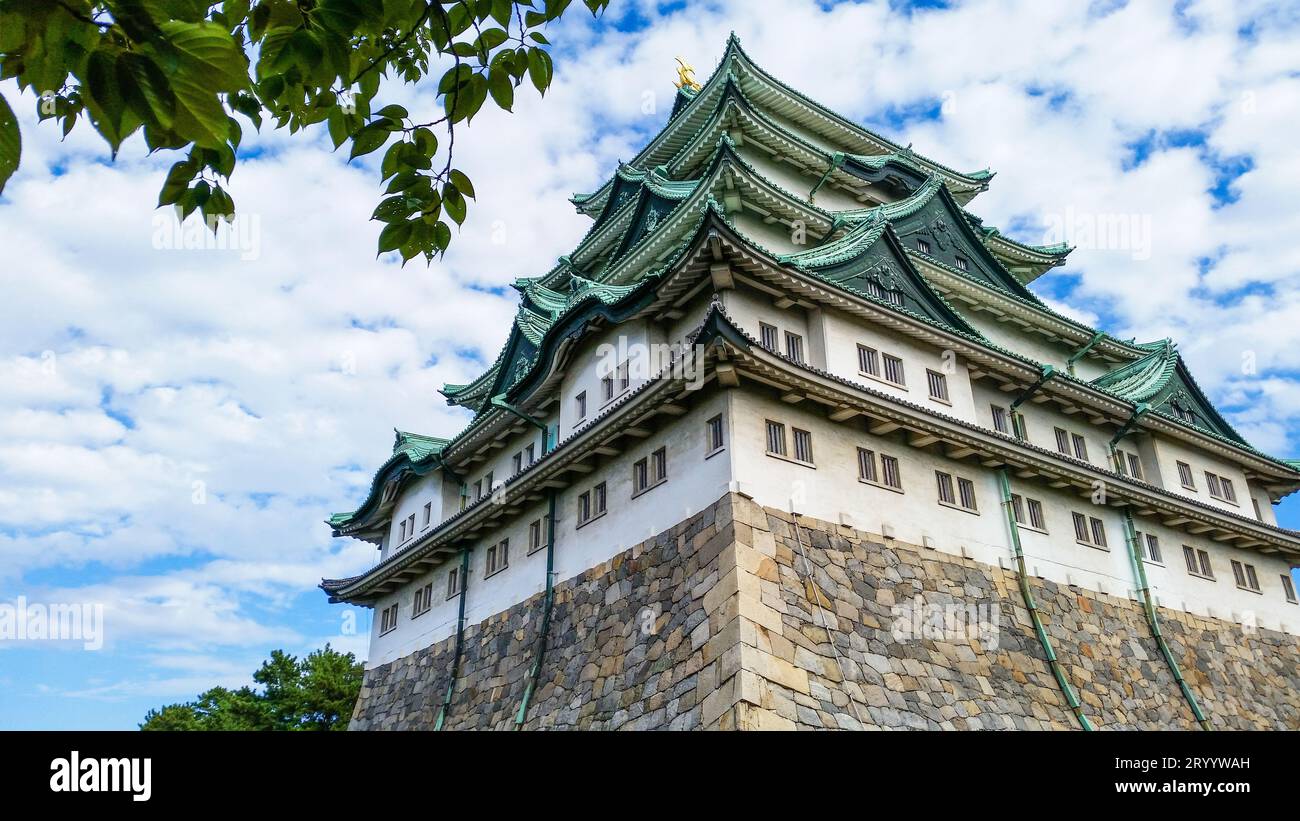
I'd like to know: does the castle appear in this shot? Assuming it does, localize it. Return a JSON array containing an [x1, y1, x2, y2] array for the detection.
[[321, 37, 1300, 730]]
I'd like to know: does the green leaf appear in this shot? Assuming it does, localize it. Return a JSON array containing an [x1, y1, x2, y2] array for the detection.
[[487, 66, 513, 112], [449, 169, 475, 199], [527, 48, 553, 95], [372, 195, 412, 223], [117, 52, 176, 132], [443, 184, 466, 224], [377, 220, 413, 253], [0, 92, 20, 195], [152, 21, 249, 148], [84, 47, 142, 157], [348, 123, 389, 160], [374, 104, 408, 120], [327, 107, 349, 149]]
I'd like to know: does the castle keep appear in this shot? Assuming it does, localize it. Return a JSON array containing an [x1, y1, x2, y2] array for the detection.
[[322, 38, 1300, 730]]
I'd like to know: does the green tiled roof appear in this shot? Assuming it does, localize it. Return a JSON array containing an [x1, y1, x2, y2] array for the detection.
[[1090, 340, 1177, 401]]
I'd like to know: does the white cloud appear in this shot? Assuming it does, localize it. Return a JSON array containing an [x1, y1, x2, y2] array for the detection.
[[2, 0, 1298, 723]]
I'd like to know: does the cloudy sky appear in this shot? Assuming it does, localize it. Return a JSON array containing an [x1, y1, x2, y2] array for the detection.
[[2, 0, 1299, 729]]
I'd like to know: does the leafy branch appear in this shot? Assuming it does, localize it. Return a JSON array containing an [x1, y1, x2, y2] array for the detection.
[[0, 0, 609, 263]]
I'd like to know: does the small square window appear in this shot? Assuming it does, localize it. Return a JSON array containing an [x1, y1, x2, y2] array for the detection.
[[706, 414, 725, 454], [785, 332, 804, 363], [1176, 461, 1195, 489], [926, 369, 949, 402], [792, 428, 814, 464], [858, 344, 880, 377], [575, 391, 587, 420], [765, 420, 786, 457], [759, 322, 779, 350], [882, 354, 905, 386], [954, 256, 968, 271], [917, 239, 931, 254], [1281, 574, 1297, 604], [379, 603, 399, 635]]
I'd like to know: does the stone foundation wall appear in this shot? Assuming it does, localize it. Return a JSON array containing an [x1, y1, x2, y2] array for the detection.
[[350, 492, 1300, 730]]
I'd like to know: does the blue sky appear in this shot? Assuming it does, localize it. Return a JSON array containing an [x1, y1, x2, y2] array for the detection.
[[2, 0, 1300, 729]]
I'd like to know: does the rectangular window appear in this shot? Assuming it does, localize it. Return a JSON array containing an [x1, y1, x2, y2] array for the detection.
[[423, 502, 432, 527], [399, 519, 407, 542], [1183, 546, 1214, 580], [1072, 512, 1089, 543], [406, 514, 415, 538], [1126, 452, 1142, 480], [785, 331, 804, 363], [446, 566, 463, 598], [857, 447, 878, 483], [1073, 512, 1107, 548], [1231, 560, 1259, 592], [707, 414, 725, 454], [513, 452, 523, 474], [792, 428, 813, 463], [1054, 427, 1070, 454], [1177, 461, 1195, 489], [759, 322, 779, 350], [601, 372, 614, 402], [1143, 533, 1163, 564], [1090, 517, 1107, 548], [991, 405, 1009, 434], [1027, 499, 1045, 531], [954, 256, 968, 271], [528, 518, 544, 554], [1011, 493, 1025, 524], [1205, 471, 1222, 499], [957, 478, 977, 511], [935, 471, 955, 505], [1220, 477, 1237, 503], [379, 603, 399, 635], [618, 360, 630, 393], [765, 420, 786, 457], [633, 457, 648, 494], [880, 455, 902, 489], [484, 471, 493, 495], [917, 239, 931, 254], [413, 582, 433, 617], [486, 539, 509, 576], [651, 447, 667, 482], [525, 443, 535, 465], [857, 344, 880, 377], [1252, 498, 1263, 521], [594, 482, 606, 516], [575, 391, 587, 420], [926, 369, 949, 402], [1282, 574, 1297, 604], [882, 353, 905, 386], [1073, 434, 1090, 460]]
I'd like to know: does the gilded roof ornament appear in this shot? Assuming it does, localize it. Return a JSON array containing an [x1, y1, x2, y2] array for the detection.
[[674, 57, 701, 92]]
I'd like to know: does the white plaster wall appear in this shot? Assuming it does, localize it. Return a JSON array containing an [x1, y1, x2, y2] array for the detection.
[[728, 390, 1300, 635], [364, 391, 735, 668], [736, 144, 864, 213], [382, 472, 443, 561], [822, 307, 979, 425], [1150, 434, 1255, 517]]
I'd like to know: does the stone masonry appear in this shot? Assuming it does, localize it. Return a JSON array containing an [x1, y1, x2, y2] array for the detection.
[[350, 492, 1300, 730]]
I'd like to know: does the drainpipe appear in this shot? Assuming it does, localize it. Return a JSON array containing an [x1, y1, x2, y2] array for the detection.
[[488, 394, 559, 730], [433, 545, 470, 730], [996, 468, 1095, 730], [1008, 364, 1056, 441], [1065, 331, 1104, 377], [515, 489, 557, 729], [1108, 406, 1211, 729], [1120, 509, 1212, 729], [808, 152, 845, 204]]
